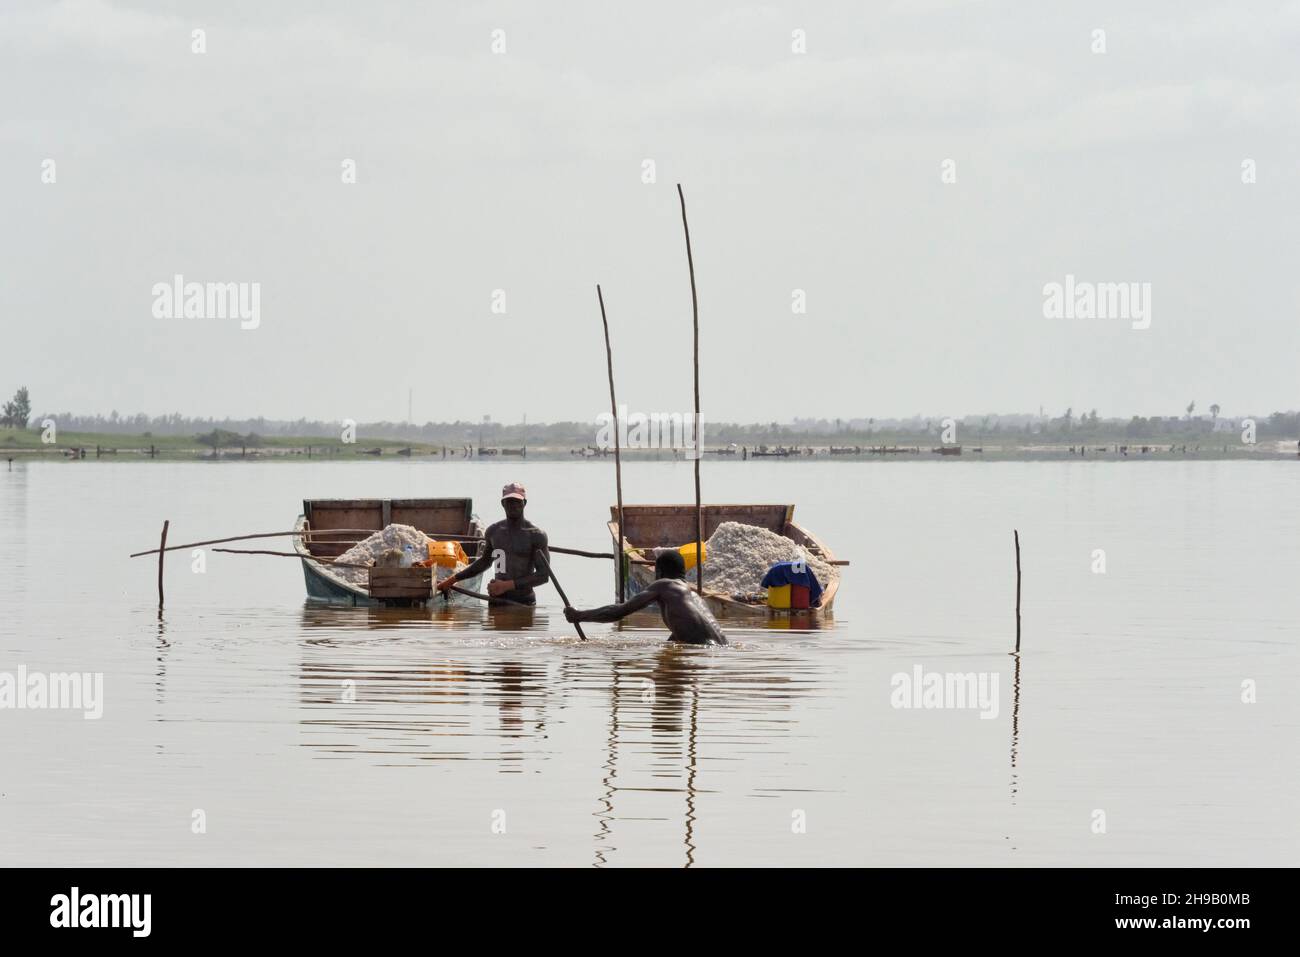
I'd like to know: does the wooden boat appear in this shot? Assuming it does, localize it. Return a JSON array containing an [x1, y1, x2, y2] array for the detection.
[[293, 497, 486, 607], [608, 504, 840, 620]]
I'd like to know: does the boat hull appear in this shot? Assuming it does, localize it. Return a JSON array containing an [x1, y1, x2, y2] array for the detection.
[[298, 548, 486, 608], [293, 499, 487, 608]]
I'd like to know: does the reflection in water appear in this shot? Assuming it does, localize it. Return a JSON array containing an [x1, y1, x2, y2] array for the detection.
[[593, 668, 620, 867], [490, 658, 548, 768], [295, 618, 825, 865], [1009, 651, 1023, 798], [155, 613, 169, 708], [297, 601, 552, 636], [1007, 650, 1024, 854], [485, 604, 540, 633], [719, 612, 829, 632], [592, 648, 708, 868]]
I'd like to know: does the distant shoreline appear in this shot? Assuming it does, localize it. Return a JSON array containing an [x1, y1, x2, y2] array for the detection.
[[4, 435, 1297, 463]]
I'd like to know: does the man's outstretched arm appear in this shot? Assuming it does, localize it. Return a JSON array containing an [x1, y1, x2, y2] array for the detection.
[[565, 585, 659, 623], [436, 532, 496, 591]]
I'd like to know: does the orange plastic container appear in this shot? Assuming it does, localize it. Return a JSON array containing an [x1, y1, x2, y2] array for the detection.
[[426, 540, 469, 568]]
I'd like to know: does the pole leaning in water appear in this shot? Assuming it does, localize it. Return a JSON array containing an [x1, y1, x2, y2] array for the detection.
[[677, 183, 704, 596], [597, 284, 626, 602], [534, 550, 586, 641]]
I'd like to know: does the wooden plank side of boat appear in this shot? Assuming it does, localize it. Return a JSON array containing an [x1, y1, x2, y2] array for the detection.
[[608, 503, 839, 621], [294, 497, 486, 608]]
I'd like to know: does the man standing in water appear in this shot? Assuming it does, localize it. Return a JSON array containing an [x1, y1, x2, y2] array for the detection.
[[436, 482, 551, 606], [564, 550, 727, 645]]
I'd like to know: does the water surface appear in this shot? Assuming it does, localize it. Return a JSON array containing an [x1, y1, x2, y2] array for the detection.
[[1, 459, 1295, 866]]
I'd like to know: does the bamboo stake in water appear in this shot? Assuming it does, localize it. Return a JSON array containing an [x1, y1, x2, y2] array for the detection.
[[597, 283, 626, 601], [157, 520, 169, 611], [1014, 529, 1022, 652], [677, 183, 704, 596]]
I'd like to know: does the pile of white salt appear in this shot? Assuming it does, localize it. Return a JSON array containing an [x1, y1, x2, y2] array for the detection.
[[681, 521, 838, 599], [329, 524, 431, 586]]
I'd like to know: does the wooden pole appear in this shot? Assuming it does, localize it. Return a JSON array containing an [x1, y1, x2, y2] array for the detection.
[[131, 529, 613, 560], [534, 551, 586, 641], [1014, 529, 1022, 652], [677, 183, 703, 596], [157, 520, 169, 611], [129, 529, 375, 558], [446, 583, 534, 609], [211, 548, 371, 568], [597, 284, 626, 601]]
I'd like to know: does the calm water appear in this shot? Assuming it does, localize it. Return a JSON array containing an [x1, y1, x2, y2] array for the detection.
[[1, 459, 1296, 866]]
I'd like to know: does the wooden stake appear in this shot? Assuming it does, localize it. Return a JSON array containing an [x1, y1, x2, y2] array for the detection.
[[597, 284, 626, 601], [157, 520, 169, 611], [677, 183, 704, 596], [1014, 529, 1022, 652]]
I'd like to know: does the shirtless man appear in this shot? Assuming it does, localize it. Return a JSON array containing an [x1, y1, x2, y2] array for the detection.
[[436, 482, 550, 606], [563, 550, 727, 645]]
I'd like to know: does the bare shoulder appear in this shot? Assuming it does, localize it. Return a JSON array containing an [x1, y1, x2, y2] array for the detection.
[[652, 578, 690, 598]]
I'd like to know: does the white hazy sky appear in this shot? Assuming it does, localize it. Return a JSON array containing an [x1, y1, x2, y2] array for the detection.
[[2, 0, 1298, 425]]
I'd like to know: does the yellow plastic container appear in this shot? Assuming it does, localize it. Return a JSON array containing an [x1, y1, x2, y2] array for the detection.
[[427, 540, 469, 568], [678, 542, 707, 572], [766, 584, 792, 609]]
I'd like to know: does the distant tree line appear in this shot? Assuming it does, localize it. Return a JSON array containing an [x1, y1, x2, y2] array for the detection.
[[19, 403, 1300, 445], [1, 387, 31, 429]]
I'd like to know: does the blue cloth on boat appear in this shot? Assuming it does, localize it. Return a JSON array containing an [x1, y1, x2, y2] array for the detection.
[[760, 561, 824, 606]]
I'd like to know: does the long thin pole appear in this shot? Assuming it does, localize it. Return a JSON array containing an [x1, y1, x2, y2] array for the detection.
[[1014, 529, 1022, 652], [534, 551, 586, 641], [130, 529, 613, 560], [157, 520, 169, 611], [597, 284, 626, 601], [677, 183, 703, 596], [212, 548, 370, 567], [130, 529, 373, 558], [447, 582, 535, 609]]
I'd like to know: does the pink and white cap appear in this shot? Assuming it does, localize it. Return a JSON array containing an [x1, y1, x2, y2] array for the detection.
[[501, 482, 527, 501]]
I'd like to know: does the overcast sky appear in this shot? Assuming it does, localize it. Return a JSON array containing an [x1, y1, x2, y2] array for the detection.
[[2, 0, 1297, 425]]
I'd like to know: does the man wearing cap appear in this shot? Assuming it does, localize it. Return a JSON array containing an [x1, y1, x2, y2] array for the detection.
[[436, 482, 551, 606]]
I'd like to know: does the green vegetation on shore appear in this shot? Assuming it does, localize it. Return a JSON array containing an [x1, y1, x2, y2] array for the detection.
[[2, 386, 1297, 457]]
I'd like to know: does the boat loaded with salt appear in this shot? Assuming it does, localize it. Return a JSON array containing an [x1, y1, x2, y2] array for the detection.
[[608, 503, 841, 620], [293, 497, 487, 607]]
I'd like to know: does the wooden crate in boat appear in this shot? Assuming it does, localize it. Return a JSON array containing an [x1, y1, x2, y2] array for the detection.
[[368, 566, 433, 600]]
